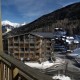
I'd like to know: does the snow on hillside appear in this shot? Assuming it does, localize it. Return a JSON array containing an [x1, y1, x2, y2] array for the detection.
[[2, 20, 26, 28], [2, 20, 26, 34]]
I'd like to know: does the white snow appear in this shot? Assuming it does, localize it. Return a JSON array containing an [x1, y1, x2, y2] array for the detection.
[[66, 36, 80, 44], [55, 28, 59, 30], [62, 38, 66, 40], [2, 20, 26, 28], [66, 36, 74, 44], [6, 28, 11, 32], [74, 40, 79, 43], [52, 74, 71, 80], [21, 22, 26, 26], [25, 61, 53, 69], [66, 39, 72, 44], [25, 58, 64, 69], [66, 37, 74, 39]]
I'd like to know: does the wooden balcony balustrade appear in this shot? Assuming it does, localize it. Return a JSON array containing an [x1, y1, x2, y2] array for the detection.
[[0, 53, 53, 80]]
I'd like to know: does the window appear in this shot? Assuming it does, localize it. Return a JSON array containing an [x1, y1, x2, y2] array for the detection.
[[14, 43, 19, 46], [20, 53, 24, 57], [20, 35, 24, 41], [29, 39, 34, 43], [15, 53, 19, 56], [14, 36, 18, 41], [47, 48, 50, 50], [30, 48, 34, 51], [20, 48, 24, 51], [25, 48, 29, 51], [36, 53, 39, 56], [30, 43, 34, 46]]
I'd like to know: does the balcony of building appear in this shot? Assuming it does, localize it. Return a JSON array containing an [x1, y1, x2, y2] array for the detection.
[[20, 44, 24, 48], [8, 37, 13, 43], [14, 43, 19, 47], [8, 46, 14, 48], [8, 43, 13, 46], [19, 35, 24, 43], [14, 48, 19, 53], [14, 36, 19, 43], [24, 39, 29, 43]]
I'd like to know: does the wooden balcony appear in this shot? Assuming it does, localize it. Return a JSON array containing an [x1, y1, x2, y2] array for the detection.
[[0, 53, 53, 80]]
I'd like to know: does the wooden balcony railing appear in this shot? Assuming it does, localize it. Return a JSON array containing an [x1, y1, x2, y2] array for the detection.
[[0, 53, 53, 80]]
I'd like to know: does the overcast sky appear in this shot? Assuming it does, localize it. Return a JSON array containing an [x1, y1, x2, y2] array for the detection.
[[2, 0, 80, 23]]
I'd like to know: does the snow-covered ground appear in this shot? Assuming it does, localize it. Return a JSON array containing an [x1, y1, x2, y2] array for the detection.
[[52, 74, 71, 80], [25, 58, 65, 69]]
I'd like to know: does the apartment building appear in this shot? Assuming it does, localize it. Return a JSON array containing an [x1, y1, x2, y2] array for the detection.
[[7, 32, 54, 61]]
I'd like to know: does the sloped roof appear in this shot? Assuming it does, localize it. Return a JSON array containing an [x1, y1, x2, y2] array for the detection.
[[30, 32, 54, 39]]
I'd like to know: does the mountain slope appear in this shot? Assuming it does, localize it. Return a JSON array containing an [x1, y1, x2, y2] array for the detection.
[[2, 20, 26, 34], [5, 2, 80, 36], [2, 20, 21, 28]]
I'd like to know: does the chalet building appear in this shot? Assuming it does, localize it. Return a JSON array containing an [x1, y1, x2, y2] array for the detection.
[[66, 36, 80, 50], [53, 28, 80, 51], [3, 32, 54, 61]]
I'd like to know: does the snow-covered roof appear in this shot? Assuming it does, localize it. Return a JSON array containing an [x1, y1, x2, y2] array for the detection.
[[55, 28, 59, 30], [66, 36, 74, 39], [66, 39, 73, 44], [65, 36, 80, 44], [74, 40, 79, 43], [62, 38, 66, 41], [30, 32, 54, 39], [54, 31, 66, 36]]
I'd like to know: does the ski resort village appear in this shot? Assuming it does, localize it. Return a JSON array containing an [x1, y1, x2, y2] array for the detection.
[[1, 1, 80, 80]]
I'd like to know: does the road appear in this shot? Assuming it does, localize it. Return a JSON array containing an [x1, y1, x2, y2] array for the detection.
[[54, 52, 80, 73]]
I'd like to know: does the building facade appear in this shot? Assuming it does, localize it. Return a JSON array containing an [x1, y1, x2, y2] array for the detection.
[[6, 32, 54, 61]]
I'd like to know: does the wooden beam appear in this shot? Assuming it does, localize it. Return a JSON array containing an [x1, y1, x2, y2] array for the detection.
[[5, 66, 8, 80], [13, 68, 19, 79], [0, 0, 3, 79], [9, 68, 13, 80], [19, 70, 33, 80], [0, 0, 3, 52], [0, 62, 4, 80]]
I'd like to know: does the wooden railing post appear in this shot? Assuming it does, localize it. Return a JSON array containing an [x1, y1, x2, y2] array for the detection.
[[9, 67, 13, 80], [0, 0, 3, 79], [0, 62, 4, 80], [0, 0, 3, 52], [5, 66, 8, 80]]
